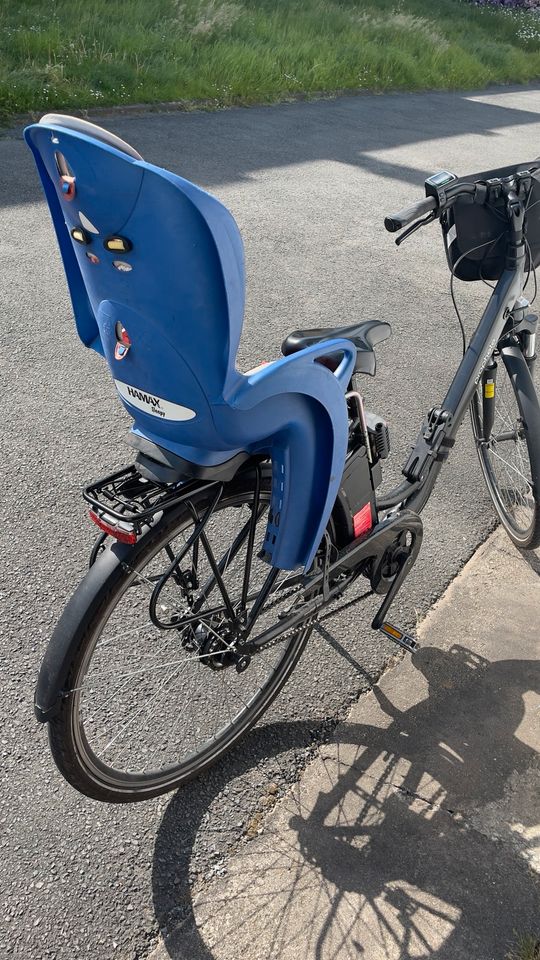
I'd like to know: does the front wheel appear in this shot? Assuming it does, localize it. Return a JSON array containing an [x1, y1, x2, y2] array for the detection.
[[471, 341, 540, 549], [46, 471, 316, 802]]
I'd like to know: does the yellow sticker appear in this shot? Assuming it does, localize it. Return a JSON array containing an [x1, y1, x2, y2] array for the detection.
[[484, 382, 495, 399]]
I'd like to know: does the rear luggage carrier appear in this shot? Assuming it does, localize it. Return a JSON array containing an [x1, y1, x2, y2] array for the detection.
[[83, 465, 221, 540]]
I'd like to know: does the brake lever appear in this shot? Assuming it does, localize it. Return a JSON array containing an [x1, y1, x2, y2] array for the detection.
[[395, 211, 438, 246]]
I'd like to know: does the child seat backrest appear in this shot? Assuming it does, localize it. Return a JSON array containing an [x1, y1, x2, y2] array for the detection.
[[26, 116, 360, 572], [24, 116, 246, 447]]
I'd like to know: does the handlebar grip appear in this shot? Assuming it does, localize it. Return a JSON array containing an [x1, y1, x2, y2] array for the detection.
[[384, 196, 437, 233]]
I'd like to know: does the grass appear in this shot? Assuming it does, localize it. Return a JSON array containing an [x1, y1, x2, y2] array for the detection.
[[506, 934, 540, 960], [1, 0, 540, 122]]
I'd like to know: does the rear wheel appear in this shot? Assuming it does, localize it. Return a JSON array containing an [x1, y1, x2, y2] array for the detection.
[[47, 471, 317, 802], [471, 342, 540, 549]]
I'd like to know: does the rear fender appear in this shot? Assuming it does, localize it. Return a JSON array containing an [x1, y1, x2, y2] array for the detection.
[[35, 543, 128, 722]]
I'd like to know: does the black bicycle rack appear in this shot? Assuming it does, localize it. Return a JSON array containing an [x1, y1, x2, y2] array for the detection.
[[83, 465, 219, 537]]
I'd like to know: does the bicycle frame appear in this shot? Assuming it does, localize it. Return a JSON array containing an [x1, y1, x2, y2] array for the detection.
[[382, 227, 528, 517]]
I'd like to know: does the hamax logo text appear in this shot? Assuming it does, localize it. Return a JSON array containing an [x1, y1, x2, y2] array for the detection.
[[114, 379, 196, 421], [127, 386, 165, 416]]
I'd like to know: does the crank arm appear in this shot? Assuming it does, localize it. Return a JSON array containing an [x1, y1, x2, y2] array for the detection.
[[371, 535, 421, 631]]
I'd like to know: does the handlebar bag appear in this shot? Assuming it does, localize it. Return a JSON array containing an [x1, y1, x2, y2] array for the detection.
[[441, 161, 540, 282]]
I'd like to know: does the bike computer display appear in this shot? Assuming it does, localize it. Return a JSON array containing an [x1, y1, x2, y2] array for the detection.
[[426, 171, 457, 189], [425, 170, 458, 200]]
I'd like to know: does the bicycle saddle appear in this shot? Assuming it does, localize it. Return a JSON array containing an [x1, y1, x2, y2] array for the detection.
[[25, 115, 357, 571], [282, 319, 392, 376]]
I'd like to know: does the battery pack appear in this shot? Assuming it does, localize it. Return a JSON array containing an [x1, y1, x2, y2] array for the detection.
[[333, 444, 377, 545]]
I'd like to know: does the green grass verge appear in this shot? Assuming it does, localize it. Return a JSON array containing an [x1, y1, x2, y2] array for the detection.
[[506, 934, 540, 960], [1, 0, 540, 122]]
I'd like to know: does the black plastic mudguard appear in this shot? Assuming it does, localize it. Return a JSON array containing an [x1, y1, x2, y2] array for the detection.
[[34, 542, 129, 722]]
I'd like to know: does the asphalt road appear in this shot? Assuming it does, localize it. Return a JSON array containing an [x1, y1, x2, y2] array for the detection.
[[1, 86, 540, 960]]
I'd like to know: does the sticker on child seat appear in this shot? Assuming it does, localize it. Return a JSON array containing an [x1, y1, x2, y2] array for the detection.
[[114, 380, 196, 421], [447, 224, 457, 246]]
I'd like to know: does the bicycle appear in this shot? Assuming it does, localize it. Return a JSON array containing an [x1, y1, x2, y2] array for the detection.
[[26, 115, 540, 802]]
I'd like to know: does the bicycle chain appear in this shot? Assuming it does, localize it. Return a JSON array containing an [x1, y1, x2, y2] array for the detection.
[[241, 579, 323, 651], [249, 613, 318, 651]]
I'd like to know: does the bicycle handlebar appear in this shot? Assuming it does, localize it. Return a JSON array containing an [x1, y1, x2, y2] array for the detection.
[[384, 196, 437, 233], [384, 170, 538, 238], [384, 167, 539, 245]]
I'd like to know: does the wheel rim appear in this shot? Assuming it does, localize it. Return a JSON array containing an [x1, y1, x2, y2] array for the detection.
[[472, 353, 538, 540], [67, 487, 309, 792]]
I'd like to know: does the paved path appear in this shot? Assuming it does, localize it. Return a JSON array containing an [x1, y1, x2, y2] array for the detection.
[[151, 529, 540, 960], [1, 86, 539, 959]]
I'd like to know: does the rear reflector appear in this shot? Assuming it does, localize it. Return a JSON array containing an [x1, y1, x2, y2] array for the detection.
[[89, 510, 137, 544], [353, 502, 373, 539]]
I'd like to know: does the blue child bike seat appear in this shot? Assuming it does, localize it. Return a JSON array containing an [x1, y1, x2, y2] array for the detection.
[[25, 115, 356, 570]]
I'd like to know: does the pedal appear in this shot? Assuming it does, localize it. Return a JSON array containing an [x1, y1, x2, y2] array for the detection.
[[379, 621, 419, 653]]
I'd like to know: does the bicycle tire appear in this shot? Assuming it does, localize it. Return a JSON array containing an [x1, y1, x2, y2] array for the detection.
[[46, 472, 315, 803], [470, 342, 540, 550]]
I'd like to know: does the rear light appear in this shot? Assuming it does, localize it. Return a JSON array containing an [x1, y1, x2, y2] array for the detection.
[[89, 510, 138, 544]]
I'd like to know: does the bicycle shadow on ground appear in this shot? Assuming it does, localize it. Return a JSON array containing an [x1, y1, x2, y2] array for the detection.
[[152, 644, 540, 960]]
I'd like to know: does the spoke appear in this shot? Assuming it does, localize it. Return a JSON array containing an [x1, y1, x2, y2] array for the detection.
[[478, 361, 537, 532], [74, 657, 191, 691], [126, 568, 190, 616], [100, 660, 186, 754], [73, 489, 305, 777], [70, 611, 245, 694], [71, 647, 224, 693], [489, 445, 532, 487]]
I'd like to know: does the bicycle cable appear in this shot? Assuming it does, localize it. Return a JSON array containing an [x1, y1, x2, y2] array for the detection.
[[449, 231, 506, 357], [523, 191, 538, 305], [452, 181, 540, 345], [523, 237, 537, 303]]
